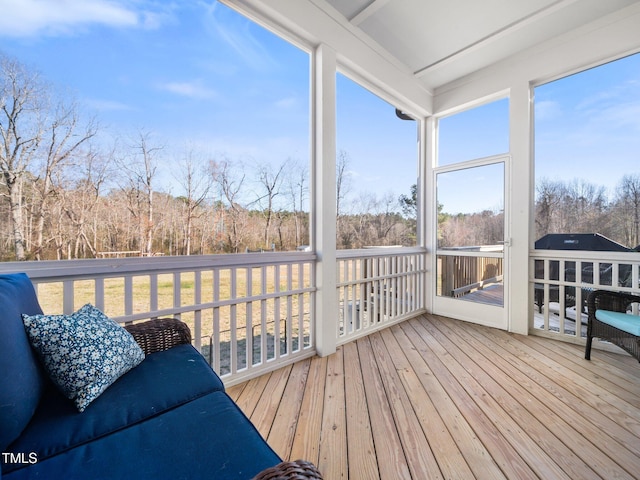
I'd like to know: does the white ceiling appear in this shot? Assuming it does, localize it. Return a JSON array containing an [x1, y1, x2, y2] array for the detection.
[[320, 0, 640, 91]]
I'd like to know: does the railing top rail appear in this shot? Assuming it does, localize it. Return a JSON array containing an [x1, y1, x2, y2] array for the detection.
[[0, 252, 316, 281], [336, 246, 426, 259], [530, 250, 640, 261]]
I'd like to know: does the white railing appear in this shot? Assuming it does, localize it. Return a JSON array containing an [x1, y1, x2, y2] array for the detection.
[[336, 247, 427, 345], [0, 253, 316, 386], [529, 250, 640, 343]]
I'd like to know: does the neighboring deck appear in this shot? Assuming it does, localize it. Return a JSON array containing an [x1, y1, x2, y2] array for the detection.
[[227, 313, 640, 480]]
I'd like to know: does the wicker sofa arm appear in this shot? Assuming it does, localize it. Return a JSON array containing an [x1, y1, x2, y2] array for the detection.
[[124, 318, 192, 355], [252, 460, 323, 480]]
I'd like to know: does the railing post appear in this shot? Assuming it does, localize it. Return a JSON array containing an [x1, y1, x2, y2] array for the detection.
[[313, 43, 337, 357]]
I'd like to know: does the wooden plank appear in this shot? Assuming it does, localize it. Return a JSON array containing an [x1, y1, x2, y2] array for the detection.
[[549, 337, 640, 385], [368, 331, 443, 479], [357, 336, 412, 480], [248, 364, 292, 436], [317, 347, 347, 479], [483, 322, 640, 424], [231, 313, 640, 480], [225, 382, 246, 402], [403, 319, 540, 480], [379, 327, 477, 479], [409, 317, 573, 480], [233, 370, 270, 417], [289, 355, 327, 466], [386, 325, 506, 480], [267, 359, 311, 458], [523, 333, 640, 399], [461, 320, 640, 460], [423, 317, 609, 480], [342, 340, 379, 480], [431, 316, 638, 479]]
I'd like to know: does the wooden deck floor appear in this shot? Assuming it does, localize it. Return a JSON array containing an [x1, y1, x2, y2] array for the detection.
[[226, 314, 640, 480]]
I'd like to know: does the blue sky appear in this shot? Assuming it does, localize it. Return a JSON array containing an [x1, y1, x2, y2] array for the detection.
[[0, 0, 417, 208], [1, 0, 637, 216], [437, 54, 640, 214], [534, 53, 640, 196]]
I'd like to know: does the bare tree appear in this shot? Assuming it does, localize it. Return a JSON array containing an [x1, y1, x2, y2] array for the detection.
[[284, 158, 308, 247], [215, 156, 247, 253], [0, 54, 46, 260], [32, 100, 97, 259], [174, 149, 212, 255], [59, 148, 109, 258], [535, 178, 564, 238], [336, 150, 351, 218], [255, 159, 287, 249], [614, 174, 640, 248], [336, 150, 352, 248], [119, 131, 162, 255]]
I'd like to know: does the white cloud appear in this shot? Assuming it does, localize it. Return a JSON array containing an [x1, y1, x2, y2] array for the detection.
[[157, 81, 218, 100], [0, 0, 140, 37], [274, 97, 297, 110], [204, 2, 275, 71], [534, 100, 561, 121], [84, 98, 133, 112]]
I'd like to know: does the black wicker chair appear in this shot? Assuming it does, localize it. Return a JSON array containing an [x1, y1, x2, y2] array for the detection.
[[585, 290, 640, 362]]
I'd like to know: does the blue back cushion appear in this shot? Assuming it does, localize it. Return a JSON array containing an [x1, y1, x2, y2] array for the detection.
[[0, 273, 46, 451]]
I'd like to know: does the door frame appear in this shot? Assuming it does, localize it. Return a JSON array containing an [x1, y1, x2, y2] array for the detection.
[[430, 154, 511, 330]]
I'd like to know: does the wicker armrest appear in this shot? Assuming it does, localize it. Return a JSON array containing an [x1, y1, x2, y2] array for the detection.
[[124, 318, 192, 355], [252, 460, 322, 480], [587, 290, 640, 317]]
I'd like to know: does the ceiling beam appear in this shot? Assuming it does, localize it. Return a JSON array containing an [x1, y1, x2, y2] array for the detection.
[[414, 0, 580, 78], [350, 0, 393, 25]]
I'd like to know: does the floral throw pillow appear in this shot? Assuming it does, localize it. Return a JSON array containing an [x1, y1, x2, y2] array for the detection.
[[22, 304, 145, 412]]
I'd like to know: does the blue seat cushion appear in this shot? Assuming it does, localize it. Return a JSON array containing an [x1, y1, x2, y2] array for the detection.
[[595, 309, 640, 336], [4, 344, 224, 472], [4, 391, 281, 480], [0, 273, 46, 451]]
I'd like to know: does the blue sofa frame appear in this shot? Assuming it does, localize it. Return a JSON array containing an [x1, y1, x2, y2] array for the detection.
[[0, 273, 321, 479]]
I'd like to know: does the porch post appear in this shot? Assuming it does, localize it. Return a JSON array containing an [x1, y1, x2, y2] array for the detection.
[[313, 43, 337, 357], [508, 81, 533, 335], [423, 116, 435, 312]]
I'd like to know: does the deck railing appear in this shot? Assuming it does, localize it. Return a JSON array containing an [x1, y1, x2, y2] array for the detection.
[[336, 247, 427, 344], [0, 253, 316, 386], [529, 250, 640, 343]]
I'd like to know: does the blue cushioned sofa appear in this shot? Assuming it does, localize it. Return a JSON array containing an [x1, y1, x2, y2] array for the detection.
[[0, 273, 321, 480]]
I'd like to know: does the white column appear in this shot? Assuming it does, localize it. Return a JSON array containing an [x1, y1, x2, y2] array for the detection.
[[423, 116, 436, 312], [313, 44, 337, 357], [508, 81, 533, 335]]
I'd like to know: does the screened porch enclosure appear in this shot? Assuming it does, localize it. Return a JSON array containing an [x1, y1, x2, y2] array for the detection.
[[3, 1, 640, 477]]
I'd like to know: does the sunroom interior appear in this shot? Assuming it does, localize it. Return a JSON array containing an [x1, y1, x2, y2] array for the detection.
[[221, 0, 640, 353], [3, 0, 640, 478], [214, 1, 640, 477]]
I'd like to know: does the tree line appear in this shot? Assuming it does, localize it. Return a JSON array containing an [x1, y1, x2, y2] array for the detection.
[[0, 53, 415, 261], [535, 176, 640, 249], [3, 52, 638, 260], [0, 143, 415, 260], [437, 175, 640, 250]]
